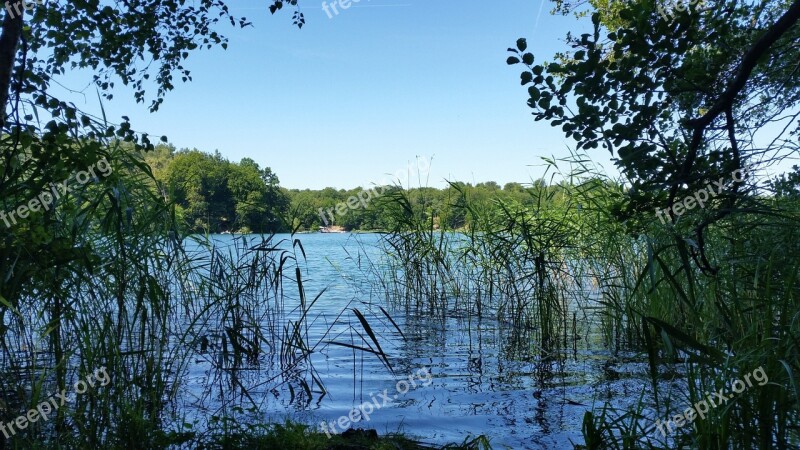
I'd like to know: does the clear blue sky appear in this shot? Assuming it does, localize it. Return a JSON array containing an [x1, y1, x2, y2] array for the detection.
[[57, 1, 618, 189]]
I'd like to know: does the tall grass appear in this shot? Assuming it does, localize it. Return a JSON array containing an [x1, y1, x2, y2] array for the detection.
[[375, 174, 601, 361], [0, 131, 329, 448], [375, 157, 800, 449]]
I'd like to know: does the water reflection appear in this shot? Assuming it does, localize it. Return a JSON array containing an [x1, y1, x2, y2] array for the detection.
[[188, 233, 646, 449]]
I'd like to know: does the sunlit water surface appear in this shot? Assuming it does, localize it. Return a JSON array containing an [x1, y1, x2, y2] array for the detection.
[[184, 233, 649, 450]]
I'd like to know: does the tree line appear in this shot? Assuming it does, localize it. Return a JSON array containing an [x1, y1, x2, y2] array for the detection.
[[144, 145, 567, 234]]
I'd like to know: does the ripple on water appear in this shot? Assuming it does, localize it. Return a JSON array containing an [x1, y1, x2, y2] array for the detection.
[[188, 234, 650, 449]]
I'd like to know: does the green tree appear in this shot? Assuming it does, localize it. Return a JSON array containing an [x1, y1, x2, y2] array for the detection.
[[161, 151, 288, 233], [230, 157, 288, 232], [509, 0, 800, 269]]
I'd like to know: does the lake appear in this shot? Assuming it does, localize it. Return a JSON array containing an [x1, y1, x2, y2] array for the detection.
[[183, 232, 646, 450]]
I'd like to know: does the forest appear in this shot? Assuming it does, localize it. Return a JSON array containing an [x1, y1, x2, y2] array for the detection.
[[144, 144, 560, 233]]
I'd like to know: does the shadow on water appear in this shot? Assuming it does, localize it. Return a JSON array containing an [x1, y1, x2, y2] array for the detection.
[[182, 232, 650, 449], [0, 231, 650, 449]]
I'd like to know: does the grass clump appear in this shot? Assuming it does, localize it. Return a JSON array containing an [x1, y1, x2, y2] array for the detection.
[[196, 421, 492, 450]]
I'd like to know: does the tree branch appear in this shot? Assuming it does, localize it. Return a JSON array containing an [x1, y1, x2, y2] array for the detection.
[[687, 0, 800, 131], [669, 0, 800, 205]]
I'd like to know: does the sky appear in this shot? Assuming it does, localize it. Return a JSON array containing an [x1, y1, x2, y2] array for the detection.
[[52, 0, 622, 190]]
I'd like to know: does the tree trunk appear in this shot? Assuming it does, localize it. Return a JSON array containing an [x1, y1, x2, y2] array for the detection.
[[0, 3, 23, 130]]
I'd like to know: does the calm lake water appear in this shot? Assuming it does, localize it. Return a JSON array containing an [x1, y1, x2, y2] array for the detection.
[[184, 233, 647, 450]]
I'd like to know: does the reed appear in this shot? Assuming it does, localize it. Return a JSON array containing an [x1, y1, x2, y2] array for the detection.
[[374, 156, 800, 449], [0, 133, 332, 448]]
